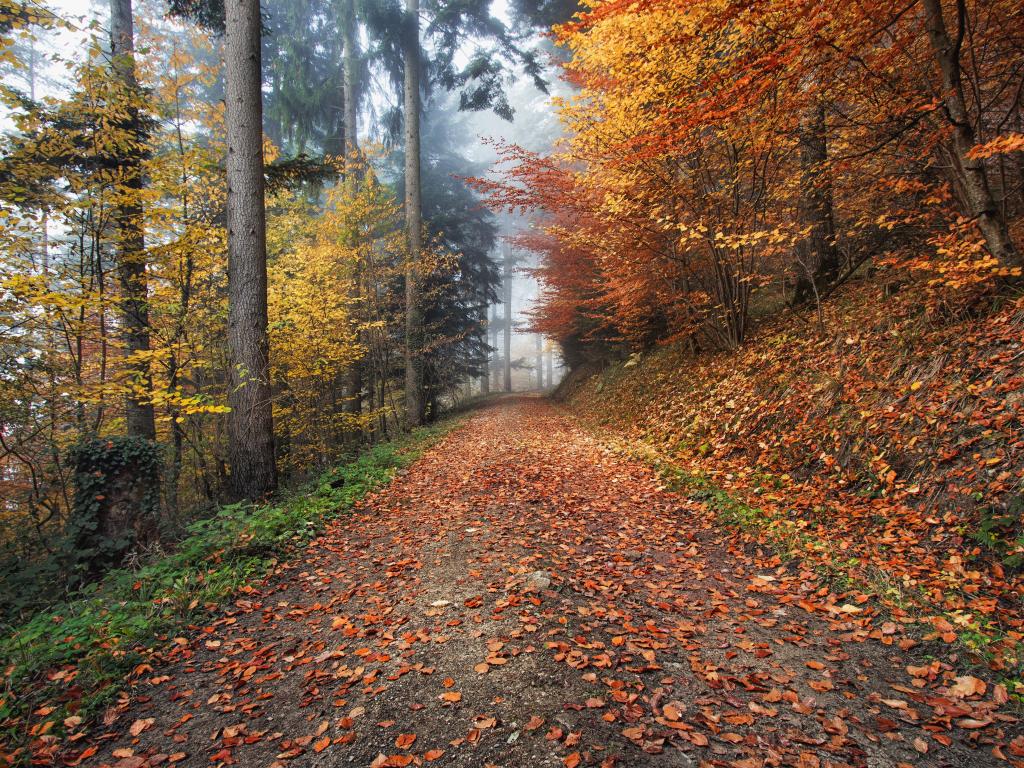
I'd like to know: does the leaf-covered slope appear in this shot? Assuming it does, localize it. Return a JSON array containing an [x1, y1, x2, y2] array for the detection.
[[563, 278, 1024, 670]]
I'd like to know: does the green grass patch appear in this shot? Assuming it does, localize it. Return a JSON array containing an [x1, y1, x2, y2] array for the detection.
[[0, 419, 457, 758], [656, 462, 787, 536]]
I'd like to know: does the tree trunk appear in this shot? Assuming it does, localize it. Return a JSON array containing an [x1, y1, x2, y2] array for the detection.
[[546, 348, 553, 388], [489, 302, 499, 390], [922, 0, 1020, 266], [341, 0, 363, 424], [110, 0, 156, 442], [225, 0, 277, 500], [792, 102, 840, 305], [341, 1, 359, 167], [535, 334, 543, 390], [479, 296, 490, 396], [403, 0, 424, 427], [502, 246, 513, 392]]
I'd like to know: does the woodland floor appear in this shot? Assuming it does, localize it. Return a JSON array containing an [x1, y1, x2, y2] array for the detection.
[[78, 397, 1020, 768]]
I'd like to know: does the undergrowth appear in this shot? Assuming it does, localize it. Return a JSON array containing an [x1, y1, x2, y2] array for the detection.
[[0, 420, 457, 759]]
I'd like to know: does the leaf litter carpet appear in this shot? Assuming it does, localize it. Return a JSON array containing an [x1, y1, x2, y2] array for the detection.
[[76, 397, 1019, 768]]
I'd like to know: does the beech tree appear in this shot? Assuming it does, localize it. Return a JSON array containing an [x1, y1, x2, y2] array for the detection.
[[475, 0, 1024, 362]]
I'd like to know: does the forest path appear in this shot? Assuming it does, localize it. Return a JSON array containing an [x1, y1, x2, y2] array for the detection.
[[83, 397, 1016, 768]]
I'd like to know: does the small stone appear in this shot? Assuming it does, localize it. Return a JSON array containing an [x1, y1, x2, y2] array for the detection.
[[525, 570, 551, 591]]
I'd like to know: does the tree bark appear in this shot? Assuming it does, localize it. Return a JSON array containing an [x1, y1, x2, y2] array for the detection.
[[502, 245, 512, 392], [110, 0, 156, 442], [792, 102, 840, 305], [922, 0, 1020, 266], [403, 0, 424, 427], [341, 0, 363, 423], [225, 0, 277, 500]]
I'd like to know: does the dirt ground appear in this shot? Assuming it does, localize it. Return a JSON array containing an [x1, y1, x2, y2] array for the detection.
[[77, 397, 1020, 768]]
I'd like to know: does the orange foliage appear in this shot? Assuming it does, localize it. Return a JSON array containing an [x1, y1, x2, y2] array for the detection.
[[477, 0, 1024, 360]]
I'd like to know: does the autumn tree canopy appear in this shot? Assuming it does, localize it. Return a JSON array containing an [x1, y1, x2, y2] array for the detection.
[[474, 0, 1024, 360]]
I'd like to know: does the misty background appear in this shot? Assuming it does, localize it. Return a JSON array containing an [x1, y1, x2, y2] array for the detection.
[[9, 0, 569, 394]]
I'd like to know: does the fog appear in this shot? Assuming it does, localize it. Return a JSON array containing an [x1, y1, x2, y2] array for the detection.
[[459, 57, 569, 392], [6, 0, 569, 393]]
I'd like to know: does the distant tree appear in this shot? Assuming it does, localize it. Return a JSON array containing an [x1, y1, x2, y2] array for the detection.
[[261, 0, 343, 155], [508, 0, 581, 30], [388, 97, 500, 412], [535, 333, 543, 389], [502, 244, 513, 391]]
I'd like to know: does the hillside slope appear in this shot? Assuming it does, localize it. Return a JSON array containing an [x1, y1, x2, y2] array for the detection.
[[561, 277, 1024, 674]]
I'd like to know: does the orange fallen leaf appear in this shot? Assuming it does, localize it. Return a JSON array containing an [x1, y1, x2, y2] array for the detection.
[[395, 733, 416, 749], [128, 718, 154, 737]]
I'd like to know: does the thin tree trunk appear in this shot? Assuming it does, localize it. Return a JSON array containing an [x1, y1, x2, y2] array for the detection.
[[341, 1, 359, 167], [225, 0, 277, 500], [792, 102, 840, 305], [922, 0, 1020, 266], [535, 334, 543, 390], [479, 297, 490, 396], [502, 245, 512, 392], [341, 0, 363, 425], [403, 0, 424, 427], [489, 302, 499, 390], [110, 0, 156, 442]]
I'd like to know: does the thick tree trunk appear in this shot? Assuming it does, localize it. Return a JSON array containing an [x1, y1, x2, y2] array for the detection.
[[110, 0, 156, 442], [792, 102, 840, 305], [502, 246, 512, 393], [341, 0, 363, 423], [225, 0, 277, 500], [546, 349, 553, 388], [403, 0, 424, 427], [922, 0, 1020, 266]]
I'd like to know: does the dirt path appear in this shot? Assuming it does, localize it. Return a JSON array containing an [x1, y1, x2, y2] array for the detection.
[[82, 398, 1018, 768]]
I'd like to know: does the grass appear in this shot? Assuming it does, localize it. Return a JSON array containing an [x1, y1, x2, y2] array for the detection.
[[652, 460, 810, 558], [0, 419, 458, 760]]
